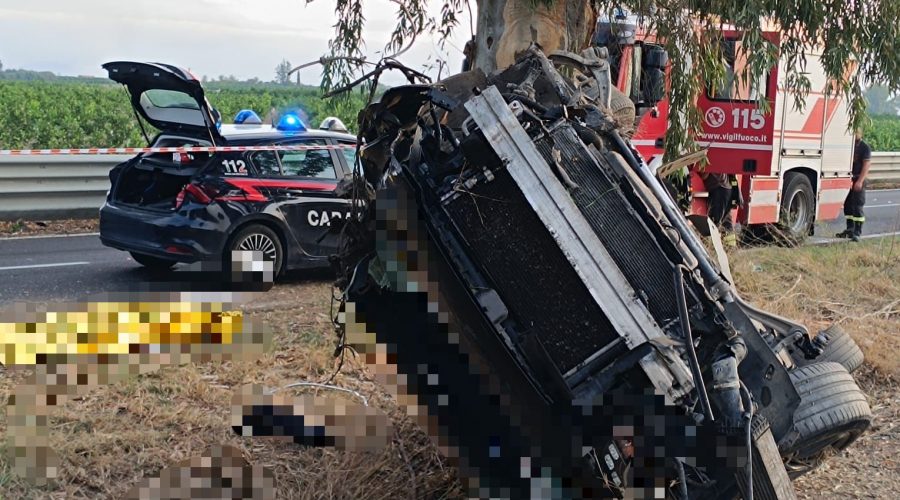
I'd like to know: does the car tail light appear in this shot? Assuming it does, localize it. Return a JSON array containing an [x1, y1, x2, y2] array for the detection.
[[174, 180, 268, 210], [172, 152, 193, 164], [174, 182, 217, 210], [165, 244, 193, 255]]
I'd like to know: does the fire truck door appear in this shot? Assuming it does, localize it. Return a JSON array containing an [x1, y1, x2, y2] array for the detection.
[[695, 35, 779, 177]]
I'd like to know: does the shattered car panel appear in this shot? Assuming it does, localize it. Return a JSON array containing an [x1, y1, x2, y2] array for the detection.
[[329, 47, 871, 499]]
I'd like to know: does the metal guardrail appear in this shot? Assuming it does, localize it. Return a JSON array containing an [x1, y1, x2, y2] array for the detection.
[[0, 152, 898, 222], [870, 152, 900, 181], [0, 154, 129, 221]]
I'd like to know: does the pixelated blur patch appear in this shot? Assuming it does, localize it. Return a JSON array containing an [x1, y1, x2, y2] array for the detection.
[[231, 384, 393, 452], [1, 293, 272, 486], [0, 294, 271, 366], [123, 444, 276, 500]]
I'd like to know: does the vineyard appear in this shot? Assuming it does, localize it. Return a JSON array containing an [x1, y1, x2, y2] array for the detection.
[[1, 79, 898, 151], [864, 115, 900, 151], [0, 81, 368, 149]]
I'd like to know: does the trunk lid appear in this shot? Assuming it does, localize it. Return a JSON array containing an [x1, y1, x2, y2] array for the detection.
[[103, 61, 224, 143]]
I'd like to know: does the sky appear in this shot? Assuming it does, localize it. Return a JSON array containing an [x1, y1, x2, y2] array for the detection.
[[0, 0, 475, 86]]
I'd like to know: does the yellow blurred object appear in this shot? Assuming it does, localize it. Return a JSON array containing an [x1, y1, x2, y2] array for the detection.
[[0, 301, 244, 366], [723, 232, 738, 248]]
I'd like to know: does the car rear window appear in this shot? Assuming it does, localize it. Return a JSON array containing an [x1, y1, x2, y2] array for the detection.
[[138, 135, 211, 169], [143, 89, 200, 109], [152, 136, 210, 148]]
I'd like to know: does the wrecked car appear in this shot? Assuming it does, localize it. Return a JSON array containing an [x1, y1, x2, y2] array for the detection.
[[328, 47, 871, 499]]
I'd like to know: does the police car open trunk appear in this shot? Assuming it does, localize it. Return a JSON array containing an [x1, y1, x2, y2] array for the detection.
[[103, 60, 224, 212], [108, 137, 211, 211], [325, 48, 870, 499]]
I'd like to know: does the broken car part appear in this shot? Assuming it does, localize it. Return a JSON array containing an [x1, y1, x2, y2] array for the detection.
[[319, 47, 871, 499]]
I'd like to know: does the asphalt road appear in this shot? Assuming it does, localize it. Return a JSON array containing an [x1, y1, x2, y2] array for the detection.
[[0, 233, 148, 306], [1, 189, 898, 305], [812, 188, 900, 242]]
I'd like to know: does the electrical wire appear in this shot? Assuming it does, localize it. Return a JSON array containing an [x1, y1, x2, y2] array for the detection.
[[674, 265, 715, 422], [739, 381, 754, 500], [675, 457, 689, 500], [269, 381, 369, 407]]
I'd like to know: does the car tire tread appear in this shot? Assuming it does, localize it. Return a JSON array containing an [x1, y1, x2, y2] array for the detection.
[[782, 362, 872, 462], [793, 325, 865, 374]]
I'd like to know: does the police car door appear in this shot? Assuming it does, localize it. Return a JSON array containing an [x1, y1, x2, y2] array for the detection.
[[270, 139, 350, 262]]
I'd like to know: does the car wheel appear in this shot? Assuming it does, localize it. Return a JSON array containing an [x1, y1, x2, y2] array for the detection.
[[780, 362, 872, 478], [225, 224, 284, 279], [792, 324, 865, 374], [609, 86, 636, 139], [129, 251, 177, 270], [775, 172, 815, 245]]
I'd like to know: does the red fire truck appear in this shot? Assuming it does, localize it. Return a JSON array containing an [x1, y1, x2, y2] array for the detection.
[[598, 15, 855, 241]]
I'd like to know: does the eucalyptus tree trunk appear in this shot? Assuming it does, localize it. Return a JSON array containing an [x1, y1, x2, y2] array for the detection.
[[472, 0, 596, 74]]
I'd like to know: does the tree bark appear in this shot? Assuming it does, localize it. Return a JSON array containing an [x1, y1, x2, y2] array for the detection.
[[472, 0, 595, 75]]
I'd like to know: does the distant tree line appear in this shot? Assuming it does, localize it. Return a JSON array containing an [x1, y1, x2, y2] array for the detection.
[[0, 80, 368, 149]]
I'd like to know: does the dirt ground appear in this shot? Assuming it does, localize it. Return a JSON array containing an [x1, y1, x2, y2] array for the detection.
[[0, 237, 898, 499], [0, 219, 98, 237]]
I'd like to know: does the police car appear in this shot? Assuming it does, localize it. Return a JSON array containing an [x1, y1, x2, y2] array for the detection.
[[98, 61, 357, 277]]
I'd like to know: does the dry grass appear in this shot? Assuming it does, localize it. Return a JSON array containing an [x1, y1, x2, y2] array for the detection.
[[0, 280, 462, 499], [1, 238, 898, 499], [732, 236, 900, 498], [732, 236, 900, 375]]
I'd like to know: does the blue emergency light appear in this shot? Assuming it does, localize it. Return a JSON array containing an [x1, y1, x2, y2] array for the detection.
[[234, 109, 262, 124], [276, 112, 307, 132]]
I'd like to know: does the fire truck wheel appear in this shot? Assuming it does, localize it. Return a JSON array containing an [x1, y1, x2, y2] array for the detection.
[[780, 362, 872, 478], [777, 172, 815, 244], [791, 324, 865, 374]]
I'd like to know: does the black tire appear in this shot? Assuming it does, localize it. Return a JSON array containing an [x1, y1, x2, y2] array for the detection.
[[129, 251, 177, 270], [780, 362, 872, 477], [776, 172, 815, 244], [225, 224, 284, 279], [609, 87, 636, 139], [792, 325, 865, 374]]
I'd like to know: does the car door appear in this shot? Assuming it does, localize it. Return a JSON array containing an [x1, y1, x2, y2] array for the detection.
[[252, 138, 350, 264], [103, 61, 224, 143]]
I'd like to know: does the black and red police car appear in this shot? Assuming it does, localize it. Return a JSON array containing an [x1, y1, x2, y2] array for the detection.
[[99, 61, 357, 277]]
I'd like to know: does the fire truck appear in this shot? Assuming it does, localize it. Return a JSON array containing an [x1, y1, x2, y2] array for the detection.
[[596, 14, 856, 241]]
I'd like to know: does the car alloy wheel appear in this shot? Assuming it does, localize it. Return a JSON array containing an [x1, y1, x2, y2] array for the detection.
[[226, 224, 284, 280], [236, 232, 278, 262]]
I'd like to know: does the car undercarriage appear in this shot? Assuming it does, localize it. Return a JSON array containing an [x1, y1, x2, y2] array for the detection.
[[327, 46, 872, 499]]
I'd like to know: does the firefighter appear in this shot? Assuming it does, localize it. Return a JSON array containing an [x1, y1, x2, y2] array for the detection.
[[700, 170, 738, 247], [836, 132, 872, 242]]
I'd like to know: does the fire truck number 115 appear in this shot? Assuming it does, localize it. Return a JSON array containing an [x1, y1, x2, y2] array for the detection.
[[733, 109, 765, 130]]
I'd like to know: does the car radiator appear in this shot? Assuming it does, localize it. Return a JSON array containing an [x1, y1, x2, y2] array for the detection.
[[442, 166, 623, 376], [532, 122, 679, 326], [447, 86, 695, 402]]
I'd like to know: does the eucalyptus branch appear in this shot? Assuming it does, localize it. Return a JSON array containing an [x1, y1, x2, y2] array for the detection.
[[289, 57, 373, 76], [307, 0, 897, 158]]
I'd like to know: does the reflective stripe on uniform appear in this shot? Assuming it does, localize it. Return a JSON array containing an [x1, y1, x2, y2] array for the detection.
[[845, 215, 866, 222]]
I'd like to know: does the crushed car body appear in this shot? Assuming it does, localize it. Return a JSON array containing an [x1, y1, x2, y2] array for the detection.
[[322, 46, 871, 499]]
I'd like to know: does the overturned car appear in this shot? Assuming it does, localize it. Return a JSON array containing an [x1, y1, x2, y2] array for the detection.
[[329, 47, 871, 499]]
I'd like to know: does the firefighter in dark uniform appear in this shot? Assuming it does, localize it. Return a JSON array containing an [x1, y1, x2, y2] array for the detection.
[[700, 170, 739, 247], [836, 132, 872, 242]]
